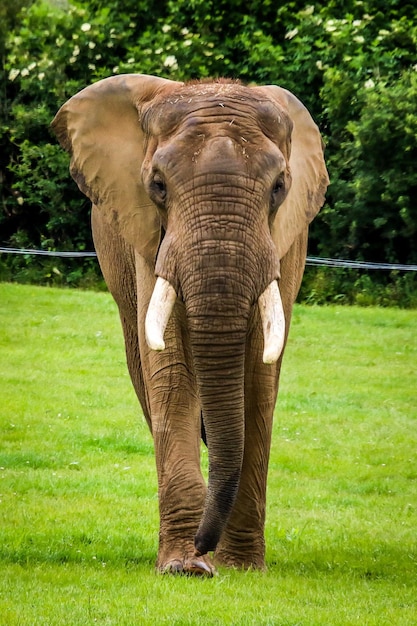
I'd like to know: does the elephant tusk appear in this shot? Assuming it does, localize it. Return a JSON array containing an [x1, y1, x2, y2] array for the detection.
[[145, 276, 177, 351], [258, 280, 286, 364]]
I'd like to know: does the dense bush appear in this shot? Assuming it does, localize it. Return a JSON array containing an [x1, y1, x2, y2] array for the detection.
[[299, 266, 417, 308], [0, 0, 416, 303]]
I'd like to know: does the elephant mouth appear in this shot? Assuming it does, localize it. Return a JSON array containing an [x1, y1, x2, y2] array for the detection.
[[145, 276, 285, 364]]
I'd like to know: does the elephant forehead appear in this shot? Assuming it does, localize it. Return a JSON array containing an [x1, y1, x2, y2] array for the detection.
[[150, 109, 288, 176], [153, 125, 286, 182], [143, 83, 290, 146]]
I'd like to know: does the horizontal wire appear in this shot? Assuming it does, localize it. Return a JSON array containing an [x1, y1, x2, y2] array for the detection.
[[0, 247, 97, 258], [305, 256, 417, 272], [1, 247, 416, 271]]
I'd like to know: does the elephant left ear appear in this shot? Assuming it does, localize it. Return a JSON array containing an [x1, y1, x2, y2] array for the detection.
[[258, 86, 330, 260]]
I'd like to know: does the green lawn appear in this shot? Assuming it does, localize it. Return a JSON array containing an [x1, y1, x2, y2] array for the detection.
[[1, 283, 416, 625]]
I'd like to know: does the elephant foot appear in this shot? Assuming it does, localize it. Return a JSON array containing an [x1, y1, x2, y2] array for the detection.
[[158, 554, 216, 577]]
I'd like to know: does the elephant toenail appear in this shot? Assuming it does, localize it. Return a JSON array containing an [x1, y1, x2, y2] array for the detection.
[[161, 559, 184, 574]]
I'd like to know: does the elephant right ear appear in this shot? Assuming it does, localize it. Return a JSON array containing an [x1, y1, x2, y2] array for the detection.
[[51, 73, 181, 263]]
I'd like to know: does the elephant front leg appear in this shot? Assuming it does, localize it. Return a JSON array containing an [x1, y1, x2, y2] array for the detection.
[[143, 315, 215, 576], [213, 400, 275, 569], [154, 421, 213, 575], [135, 256, 214, 575]]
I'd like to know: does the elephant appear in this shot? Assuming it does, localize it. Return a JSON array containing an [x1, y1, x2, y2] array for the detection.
[[52, 74, 329, 576]]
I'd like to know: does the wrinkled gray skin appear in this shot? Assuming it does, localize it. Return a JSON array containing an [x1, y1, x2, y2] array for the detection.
[[52, 75, 328, 576]]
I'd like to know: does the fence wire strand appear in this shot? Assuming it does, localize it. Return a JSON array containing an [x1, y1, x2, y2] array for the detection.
[[0, 247, 97, 258], [1, 247, 417, 271]]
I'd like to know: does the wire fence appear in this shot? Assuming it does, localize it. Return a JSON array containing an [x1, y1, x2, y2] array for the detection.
[[304, 257, 417, 272], [0, 247, 97, 258], [1, 246, 417, 272]]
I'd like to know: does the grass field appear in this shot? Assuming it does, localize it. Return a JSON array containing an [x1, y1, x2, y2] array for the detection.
[[1, 282, 416, 625]]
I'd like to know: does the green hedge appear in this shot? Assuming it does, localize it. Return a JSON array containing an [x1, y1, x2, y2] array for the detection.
[[1, 0, 416, 304]]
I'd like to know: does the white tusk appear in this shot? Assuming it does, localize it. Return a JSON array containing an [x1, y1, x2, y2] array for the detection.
[[145, 277, 177, 351], [258, 280, 286, 364]]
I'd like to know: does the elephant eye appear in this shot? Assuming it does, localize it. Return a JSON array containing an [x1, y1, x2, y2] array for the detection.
[[150, 172, 167, 206], [272, 177, 284, 196], [270, 175, 285, 214]]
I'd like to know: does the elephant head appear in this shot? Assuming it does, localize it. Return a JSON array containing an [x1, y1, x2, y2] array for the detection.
[[52, 74, 328, 557]]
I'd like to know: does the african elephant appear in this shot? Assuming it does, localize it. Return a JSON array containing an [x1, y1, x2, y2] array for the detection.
[[52, 74, 328, 576]]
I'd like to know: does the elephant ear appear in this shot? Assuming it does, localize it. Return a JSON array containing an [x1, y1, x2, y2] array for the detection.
[[51, 73, 181, 263], [258, 86, 329, 260]]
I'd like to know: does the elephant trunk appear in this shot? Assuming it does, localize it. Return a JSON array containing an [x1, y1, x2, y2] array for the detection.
[[145, 268, 285, 556], [185, 287, 248, 555]]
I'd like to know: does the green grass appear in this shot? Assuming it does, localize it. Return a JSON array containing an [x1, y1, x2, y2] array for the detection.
[[1, 283, 416, 625]]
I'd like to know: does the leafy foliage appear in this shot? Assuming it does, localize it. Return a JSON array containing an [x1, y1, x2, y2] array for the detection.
[[1, 0, 416, 300]]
